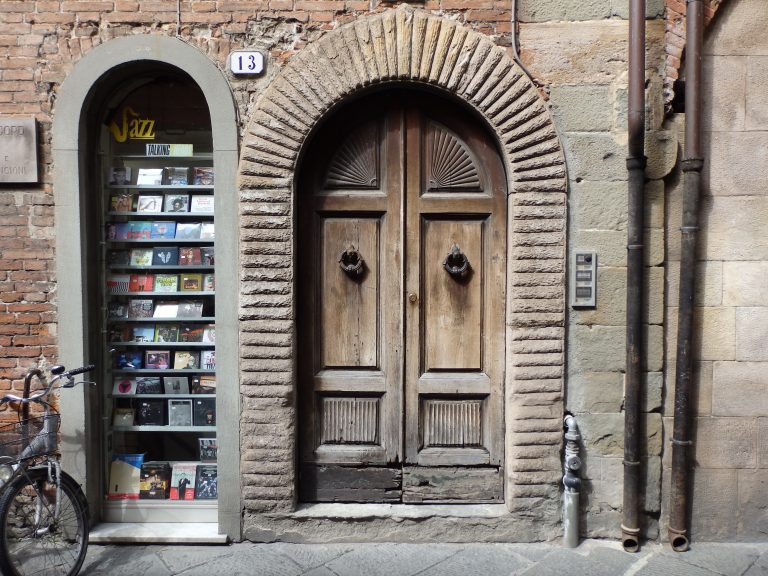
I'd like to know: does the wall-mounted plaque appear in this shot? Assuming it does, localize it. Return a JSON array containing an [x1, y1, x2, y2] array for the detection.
[[0, 117, 37, 183], [229, 50, 265, 76]]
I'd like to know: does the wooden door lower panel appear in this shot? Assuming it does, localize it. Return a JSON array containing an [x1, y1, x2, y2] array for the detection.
[[299, 465, 503, 503], [402, 467, 503, 503], [299, 465, 402, 503]]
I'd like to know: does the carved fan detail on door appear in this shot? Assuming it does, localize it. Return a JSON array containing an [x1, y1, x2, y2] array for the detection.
[[426, 121, 482, 192], [324, 121, 379, 189]]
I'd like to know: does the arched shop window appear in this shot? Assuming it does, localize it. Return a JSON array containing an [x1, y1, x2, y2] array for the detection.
[[99, 71, 220, 525], [52, 37, 239, 541]]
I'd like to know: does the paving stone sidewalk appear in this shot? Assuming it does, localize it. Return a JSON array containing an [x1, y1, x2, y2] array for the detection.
[[80, 540, 768, 576]]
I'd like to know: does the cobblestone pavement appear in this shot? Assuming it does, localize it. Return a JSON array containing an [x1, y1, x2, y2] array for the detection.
[[79, 540, 768, 576]]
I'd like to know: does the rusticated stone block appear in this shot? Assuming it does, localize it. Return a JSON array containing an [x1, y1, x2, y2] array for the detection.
[[694, 417, 757, 468], [736, 308, 768, 361], [736, 469, 768, 539], [510, 339, 562, 355], [241, 332, 293, 347], [700, 197, 768, 260], [666, 260, 723, 308], [693, 306, 736, 361], [598, 454, 660, 512], [713, 362, 768, 416], [510, 456, 561, 472], [510, 378, 562, 394], [687, 469, 739, 541], [567, 324, 624, 373], [241, 281, 292, 296], [569, 179, 627, 231], [705, 0, 768, 57], [242, 345, 292, 360], [549, 84, 612, 132], [510, 417, 562, 433], [702, 55, 746, 133], [577, 413, 662, 457], [512, 352, 563, 367], [569, 265, 663, 326], [723, 262, 768, 306], [569, 371, 662, 414], [521, 20, 664, 84]]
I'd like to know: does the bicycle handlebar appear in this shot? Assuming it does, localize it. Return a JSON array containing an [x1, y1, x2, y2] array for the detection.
[[65, 364, 95, 378], [3, 364, 96, 410]]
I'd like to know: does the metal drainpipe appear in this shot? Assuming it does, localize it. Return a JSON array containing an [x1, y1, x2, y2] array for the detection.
[[669, 0, 704, 553], [563, 415, 582, 548], [622, 0, 646, 554]]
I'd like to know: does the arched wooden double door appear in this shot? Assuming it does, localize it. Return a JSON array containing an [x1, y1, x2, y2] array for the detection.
[[298, 93, 507, 503]]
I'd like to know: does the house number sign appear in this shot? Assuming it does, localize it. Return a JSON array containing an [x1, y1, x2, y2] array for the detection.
[[229, 50, 265, 76], [0, 117, 37, 183]]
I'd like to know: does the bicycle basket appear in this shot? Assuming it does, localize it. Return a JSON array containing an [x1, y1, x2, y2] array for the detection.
[[0, 414, 60, 460]]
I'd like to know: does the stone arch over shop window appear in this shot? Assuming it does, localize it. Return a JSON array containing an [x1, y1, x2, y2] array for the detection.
[[238, 5, 567, 522], [52, 35, 240, 540]]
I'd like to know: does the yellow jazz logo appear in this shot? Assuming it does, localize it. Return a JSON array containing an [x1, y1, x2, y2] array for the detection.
[[110, 107, 156, 142]]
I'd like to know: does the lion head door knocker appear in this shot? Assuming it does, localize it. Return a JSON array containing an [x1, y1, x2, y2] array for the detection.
[[338, 244, 365, 279], [443, 243, 470, 280]]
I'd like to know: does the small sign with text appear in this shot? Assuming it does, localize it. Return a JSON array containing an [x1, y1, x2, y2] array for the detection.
[[229, 51, 265, 76]]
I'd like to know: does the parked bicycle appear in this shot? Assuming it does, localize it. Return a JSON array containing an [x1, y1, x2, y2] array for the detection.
[[0, 363, 95, 576]]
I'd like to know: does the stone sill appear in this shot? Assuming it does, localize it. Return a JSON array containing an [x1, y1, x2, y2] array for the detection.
[[292, 503, 510, 520]]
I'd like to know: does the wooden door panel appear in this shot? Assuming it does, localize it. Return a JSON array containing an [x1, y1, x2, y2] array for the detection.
[[422, 398, 482, 447], [423, 218, 483, 371], [319, 396, 380, 445], [405, 106, 506, 471], [319, 217, 379, 369], [423, 120, 485, 195], [402, 466, 503, 503], [300, 96, 505, 502]]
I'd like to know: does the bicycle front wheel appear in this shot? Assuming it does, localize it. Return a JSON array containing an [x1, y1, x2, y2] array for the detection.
[[0, 468, 89, 576]]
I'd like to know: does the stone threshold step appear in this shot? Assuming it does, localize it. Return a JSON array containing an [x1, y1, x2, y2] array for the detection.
[[90, 522, 228, 544]]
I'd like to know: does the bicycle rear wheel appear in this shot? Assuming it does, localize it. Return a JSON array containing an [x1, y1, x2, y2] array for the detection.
[[0, 468, 89, 576]]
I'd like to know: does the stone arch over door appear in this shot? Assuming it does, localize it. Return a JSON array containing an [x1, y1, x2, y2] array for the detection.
[[239, 5, 567, 537]]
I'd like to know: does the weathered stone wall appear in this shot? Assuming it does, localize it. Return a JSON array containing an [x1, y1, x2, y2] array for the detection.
[[665, 0, 768, 541], [518, 1, 671, 539]]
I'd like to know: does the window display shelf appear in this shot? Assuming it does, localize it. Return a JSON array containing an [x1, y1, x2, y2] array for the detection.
[[109, 265, 215, 271], [109, 317, 216, 323], [109, 394, 216, 399], [111, 342, 213, 348], [113, 425, 216, 433], [112, 369, 215, 375], [109, 291, 214, 297], [100, 80, 217, 524], [108, 184, 214, 191]]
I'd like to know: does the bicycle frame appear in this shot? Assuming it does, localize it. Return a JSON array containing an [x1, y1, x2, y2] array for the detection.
[[0, 364, 95, 524]]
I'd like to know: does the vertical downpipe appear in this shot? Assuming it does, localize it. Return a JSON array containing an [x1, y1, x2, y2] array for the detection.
[[622, 0, 646, 554], [669, 0, 704, 553], [563, 416, 582, 548]]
